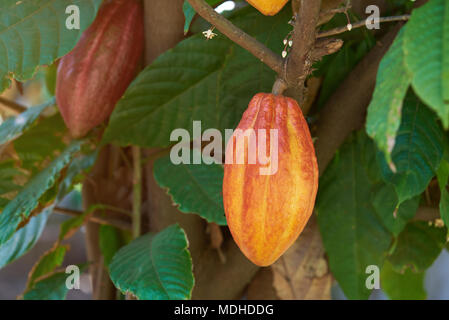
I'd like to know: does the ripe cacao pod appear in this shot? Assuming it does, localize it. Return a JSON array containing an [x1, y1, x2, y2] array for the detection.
[[56, 0, 144, 138], [245, 0, 289, 16], [223, 93, 319, 266]]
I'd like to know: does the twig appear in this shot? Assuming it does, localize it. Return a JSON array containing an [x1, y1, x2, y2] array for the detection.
[[285, 0, 322, 101], [0, 96, 28, 113], [132, 146, 142, 238], [186, 0, 283, 75], [317, 15, 410, 38], [54, 207, 132, 231]]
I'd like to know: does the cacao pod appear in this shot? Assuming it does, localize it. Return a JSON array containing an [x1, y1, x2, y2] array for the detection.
[[56, 0, 144, 138], [223, 93, 319, 266], [245, 0, 289, 16]]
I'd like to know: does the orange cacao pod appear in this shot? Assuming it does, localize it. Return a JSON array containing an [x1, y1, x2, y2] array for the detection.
[[245, 0, 289, 16], [56, 0, 144, 138], [223, 93, 319, 266]]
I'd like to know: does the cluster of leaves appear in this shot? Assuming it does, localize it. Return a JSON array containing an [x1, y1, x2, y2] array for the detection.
[[317, 0, 449, 299], [0, 0, 448, 301]]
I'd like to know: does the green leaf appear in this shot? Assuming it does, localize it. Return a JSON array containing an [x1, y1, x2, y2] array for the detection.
[[372, 184, 420, 236], [58, 204, 103, 241], [0, 98, 55, 146], [366, 28, 411, 164], [381, 260, 426, 300], [439, 189, 449, 228], [14, 113, 67, 173], [404, 0, 449, 127], [437, 159, 449, 227], [0, 207, 51, 270], [45, 63, 58, 96], [99, 225, 123, 267], [109, 225, 194, 300], [0, 0, 103, 93], [26, 245, 68, 290], [153, 151, 226, 225], [57, 151, 97, 200], [183, 0, 223, 34], [389, 221, 447, 273], [377, 92, 444, 204], [23, 272, 70, 300], [437, 158, 449, 190], [0, 160, 22, 195], [103, 6, 290, 147], [23, 264, 87, 300], [58, 210, 90, 242], [316, 131, 392, 300], [0, 140, 83, 246]]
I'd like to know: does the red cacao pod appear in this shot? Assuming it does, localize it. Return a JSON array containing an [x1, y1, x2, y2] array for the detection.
[[223, 93, 319, 266], [56, 0, 144, 138], [245, 0, 289, 16]]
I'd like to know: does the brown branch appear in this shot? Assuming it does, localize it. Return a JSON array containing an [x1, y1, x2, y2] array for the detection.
[[0, 96, 27, 113], [132, 146, 142, 238], [311, 38, 344, 62], [317, 15, 410, 38], [186, 0, 283, 75], [284, 0, 322, 102], [54, 207, 132, 231]]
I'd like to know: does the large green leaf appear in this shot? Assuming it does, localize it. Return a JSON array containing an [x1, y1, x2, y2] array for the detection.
[[377, 92, 444, 204], [404, 0, 449, 127], [109, 225, 194, 300], [372, 184, 420, 236], [153, 151, 226, 225], [0, 141, 82, 246], [0, 98, 55, 146], [13, 114, 67, 173], [0, 0, 103, 93], [316, 131, 392, 300], [23, 272, 70, 300], [0, 207, 51, 270], [381, 260, 426, 300], [366, 28, 411, 164], [26, 245, 68, 290], [102, 6, 290, 147], [57, 151, 97, 200], [388, 221, 447, 273], [23, 264, 86, 300], [0, 160, 22, 195]]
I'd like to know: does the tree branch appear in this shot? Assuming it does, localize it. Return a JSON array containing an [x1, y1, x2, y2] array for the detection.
[[317, 15, 410, 38], [285, 0, 322, 102], [54, 207, 132, 231], [0, 96, 27, 113], [132, 146, 142, 238], [186, 0, 284, 75]]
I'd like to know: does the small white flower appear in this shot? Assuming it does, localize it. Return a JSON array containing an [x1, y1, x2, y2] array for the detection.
[[282, 51, 287, 58], [288, 40, 293, 47], [283, 39, 288, 45], [202, 28, 217, 40], [347, 23, 353, 31]]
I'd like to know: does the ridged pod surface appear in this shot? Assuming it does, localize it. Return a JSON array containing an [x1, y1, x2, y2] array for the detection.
[[56, 0, 144, 138], [245, 0, 289, 16], [223, 93, 319, 266]]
